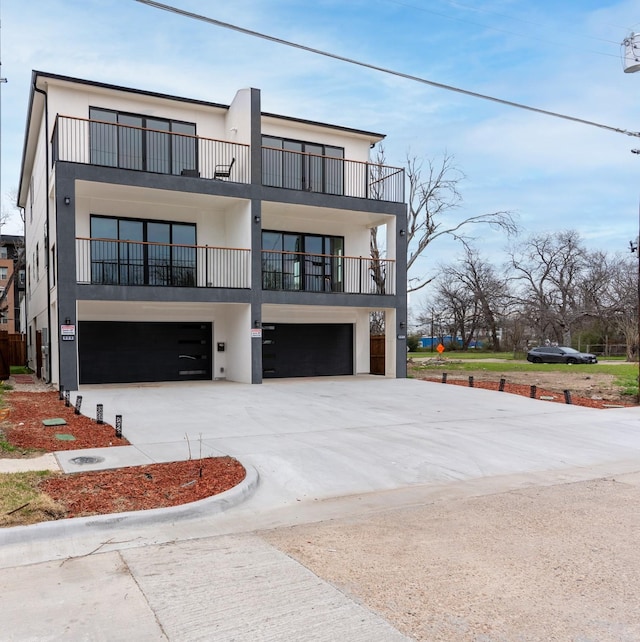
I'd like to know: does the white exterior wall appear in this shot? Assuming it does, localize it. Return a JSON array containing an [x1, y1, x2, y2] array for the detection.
[[47, 82, 230, 141], [24, 107, 51, 375], [261, 117, 377, 163]]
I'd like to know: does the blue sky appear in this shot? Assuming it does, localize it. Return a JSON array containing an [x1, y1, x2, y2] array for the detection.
[[2, 0, 640, 305]]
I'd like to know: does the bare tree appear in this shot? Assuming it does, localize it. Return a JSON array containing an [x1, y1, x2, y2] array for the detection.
[[447, 242, 509, 350], [405, 153, 517, 293], [508, 230, 588, 344]]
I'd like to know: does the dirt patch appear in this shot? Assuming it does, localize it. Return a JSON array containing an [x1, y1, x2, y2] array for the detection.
[[408, 360, 635, 407]]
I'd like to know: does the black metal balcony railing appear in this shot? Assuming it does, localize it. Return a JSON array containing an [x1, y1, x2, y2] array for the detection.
[[54, 116, 250, 183], [261, 250, 395, 295], [51, 116, 405, 203], [262, 146, 405, 203], [76, 238, 251, 289]]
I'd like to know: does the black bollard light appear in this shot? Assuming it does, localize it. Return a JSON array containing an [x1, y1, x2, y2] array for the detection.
[[74, 395, 83, 415], [115, 415, 123, 439], [499, 378, 506, 392], [96, 404, 104, 425], [441, 372, 448, 384], [468, 376, 474, 388], [64, 390, 70, 407], [563, 389, 572, 405], [530, 385, 537, 399]]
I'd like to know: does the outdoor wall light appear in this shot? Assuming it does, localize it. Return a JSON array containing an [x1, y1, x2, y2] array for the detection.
[[399, 229, 406, 236], [63, 196, 70, 205], [399, 321, 406, 329], [254, 320, 261, 328], [64, 317, 71, 325], [254, 215, 261, 223]]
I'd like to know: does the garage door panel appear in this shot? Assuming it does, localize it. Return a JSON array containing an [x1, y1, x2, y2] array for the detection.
[[79, 321, 212, 384], [262, 323, 353, 379]]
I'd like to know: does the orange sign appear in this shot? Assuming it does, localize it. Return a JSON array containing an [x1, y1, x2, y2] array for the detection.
[[436, 343, 445, 354]]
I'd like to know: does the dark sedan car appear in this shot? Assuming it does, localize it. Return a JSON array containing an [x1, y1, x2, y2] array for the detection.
[[526, 346, 598, 364]]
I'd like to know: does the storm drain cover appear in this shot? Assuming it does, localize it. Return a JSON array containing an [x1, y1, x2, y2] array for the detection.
[[54, 433, 76, 441], [42, 418, 67, 426], [70, 456, 105, 465]]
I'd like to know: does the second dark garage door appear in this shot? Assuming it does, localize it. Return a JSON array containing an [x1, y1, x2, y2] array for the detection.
[[262, 323, 353, 378], [78, 321, 212, 384]]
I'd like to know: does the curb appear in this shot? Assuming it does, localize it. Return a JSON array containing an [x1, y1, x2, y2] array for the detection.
[[0, 462, 259, 546]]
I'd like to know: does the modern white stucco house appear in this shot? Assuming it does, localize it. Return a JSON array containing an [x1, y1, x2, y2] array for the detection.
[[17, 71, 407, 388]]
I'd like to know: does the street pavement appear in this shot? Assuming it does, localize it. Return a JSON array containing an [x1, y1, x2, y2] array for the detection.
[[2, 377, 640, 640]]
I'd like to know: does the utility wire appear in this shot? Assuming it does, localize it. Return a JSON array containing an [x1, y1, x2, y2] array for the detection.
[[135, 0, 640, 139]]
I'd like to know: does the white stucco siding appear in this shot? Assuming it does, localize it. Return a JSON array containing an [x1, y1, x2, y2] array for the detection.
[[46, 82, 230, 142], [261, 116, 381, 164]]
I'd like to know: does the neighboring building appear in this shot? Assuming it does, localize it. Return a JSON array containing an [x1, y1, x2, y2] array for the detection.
[[17, 71, 407, 388], [0, 234, 25, 334]]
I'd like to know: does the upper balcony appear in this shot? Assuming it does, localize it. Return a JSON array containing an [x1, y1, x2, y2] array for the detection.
[[52, 116, 405, 203]]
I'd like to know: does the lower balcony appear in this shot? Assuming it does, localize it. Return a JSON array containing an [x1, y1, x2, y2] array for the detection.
[[76, 238, 251, 288], [261, 251, 395, 295]]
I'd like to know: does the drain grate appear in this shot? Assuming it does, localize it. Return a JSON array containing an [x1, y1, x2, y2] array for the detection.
[[69, 456, 105, 465]]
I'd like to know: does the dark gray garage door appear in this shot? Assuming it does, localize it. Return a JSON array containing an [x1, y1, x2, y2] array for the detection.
[[79, 321, 212, 384], [262, 323, 353, 378]]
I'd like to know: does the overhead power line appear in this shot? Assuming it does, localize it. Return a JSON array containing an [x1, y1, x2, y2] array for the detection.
[[135, 0, 640, 139]]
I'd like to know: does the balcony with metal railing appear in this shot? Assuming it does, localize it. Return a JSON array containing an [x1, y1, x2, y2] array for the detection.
[[76, 238, 251, 289], [262, 146, 405, 203], [51, 116, 405, 203], [261, 250, 395, 295], [53, 116, 250, 183]]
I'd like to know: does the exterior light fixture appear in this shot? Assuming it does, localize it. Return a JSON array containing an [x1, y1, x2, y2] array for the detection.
[[64, 196, 71, 205], [399, 229, 405, 236], [254, 215, 261, 223]]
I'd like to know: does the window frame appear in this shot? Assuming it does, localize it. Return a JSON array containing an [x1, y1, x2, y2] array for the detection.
[[262, 135, 345, 195], [89, 107, 198, 176], [90, 215, 197, 287]]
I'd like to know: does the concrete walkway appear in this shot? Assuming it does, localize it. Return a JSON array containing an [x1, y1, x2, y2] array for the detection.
[[2, 377, 640, 640]]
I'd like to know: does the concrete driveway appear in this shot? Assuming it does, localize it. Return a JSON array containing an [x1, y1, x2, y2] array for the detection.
[[56, 376, 640, 511]]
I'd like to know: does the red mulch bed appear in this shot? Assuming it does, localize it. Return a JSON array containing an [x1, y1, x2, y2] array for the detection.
[[40, 457, 246, 518], [420, 377, 635, 409], [3, 391, 130, 451], [1, 390, 247, 522]]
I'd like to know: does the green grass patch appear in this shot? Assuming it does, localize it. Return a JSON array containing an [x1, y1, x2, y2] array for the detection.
[[0, 470, 64, 527], [408, 351, 516, 360], [9, 366, 32, 375], [410, 360, 638, 377]]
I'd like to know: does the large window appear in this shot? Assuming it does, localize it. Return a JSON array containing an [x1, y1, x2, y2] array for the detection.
[[262, 136, 344, 195], [90, 216, 196, 287], [89, 108, 197, 175], [262, 231, 344, 292]]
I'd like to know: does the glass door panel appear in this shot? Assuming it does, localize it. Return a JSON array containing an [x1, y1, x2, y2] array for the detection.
[[146, 119, 170, 174], [304, 235, 324, 291], [118, 115, 143, 170], [89, 109, 117, 167], [283, 141, 303, 190], [171, 122, 197, 175], [283, 234, 302, 290], [171, 223, 196, 286]]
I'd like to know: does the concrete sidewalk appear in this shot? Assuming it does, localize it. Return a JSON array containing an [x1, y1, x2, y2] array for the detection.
[[2, 378, 640, 641]]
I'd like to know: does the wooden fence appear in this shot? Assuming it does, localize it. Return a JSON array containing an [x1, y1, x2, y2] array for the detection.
[[0, 331, 27, 380]]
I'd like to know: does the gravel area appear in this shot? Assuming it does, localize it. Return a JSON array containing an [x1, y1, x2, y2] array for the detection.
[[265, 473, 640, 641]]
